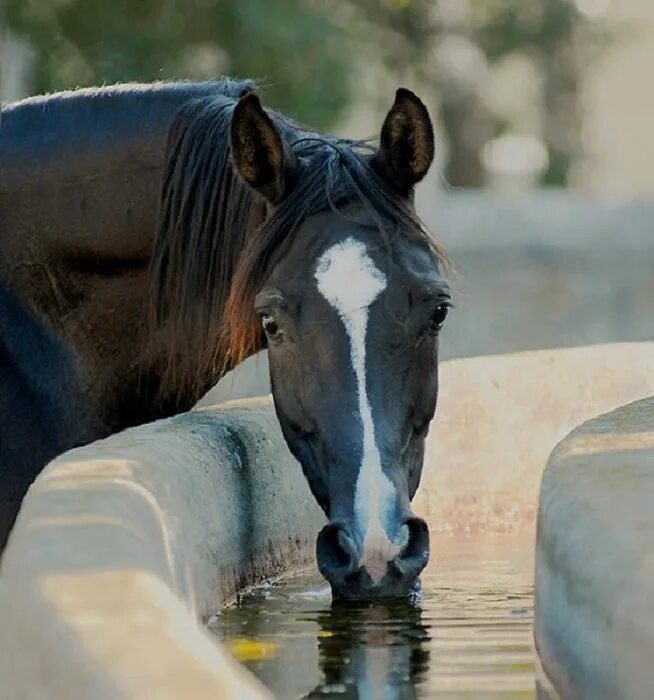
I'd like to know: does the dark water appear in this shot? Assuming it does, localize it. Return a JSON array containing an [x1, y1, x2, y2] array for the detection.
[[208, 536, 535, 699]]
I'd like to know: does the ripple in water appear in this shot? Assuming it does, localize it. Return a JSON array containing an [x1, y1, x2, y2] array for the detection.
[[208, 535, 535, 699]]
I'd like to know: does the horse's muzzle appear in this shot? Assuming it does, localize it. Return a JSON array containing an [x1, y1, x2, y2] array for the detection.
[[316, 516, 430, 600]]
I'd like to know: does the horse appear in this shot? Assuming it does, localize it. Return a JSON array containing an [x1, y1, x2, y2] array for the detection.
[[0, 284, 98, 549], [0, 79, 451, 599]]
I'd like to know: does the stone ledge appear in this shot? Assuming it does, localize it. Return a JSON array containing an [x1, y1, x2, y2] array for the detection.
[[415, 343, 654, 536], [536, 397, 654, 700], [0, 398, 325, 699]]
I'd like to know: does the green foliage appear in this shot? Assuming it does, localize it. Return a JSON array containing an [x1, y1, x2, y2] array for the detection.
[[343, 0, 436, 71], [6, 0, 351, 129], [468, 0, 580, 59]]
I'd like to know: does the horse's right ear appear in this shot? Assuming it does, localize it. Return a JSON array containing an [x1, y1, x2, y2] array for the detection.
[[230, 93, 293, 204]]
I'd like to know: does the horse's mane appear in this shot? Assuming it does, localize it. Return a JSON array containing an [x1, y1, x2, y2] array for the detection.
[[145, 80, 446, 403]]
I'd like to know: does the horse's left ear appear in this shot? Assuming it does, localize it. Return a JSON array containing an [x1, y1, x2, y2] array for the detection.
[[230, 93, 293, 204], [372, 88, 435, 195]]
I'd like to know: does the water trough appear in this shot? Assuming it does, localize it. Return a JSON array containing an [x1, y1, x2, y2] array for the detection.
[[1, 343, 654, 698]]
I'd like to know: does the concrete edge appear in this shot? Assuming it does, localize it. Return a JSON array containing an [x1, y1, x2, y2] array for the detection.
[[414, 342, 654, 536], [0, 397, 325, 699], [535, 396, 654, 700]]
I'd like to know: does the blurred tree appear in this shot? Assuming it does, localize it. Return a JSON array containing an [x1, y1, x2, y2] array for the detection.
[[5, 0, 609, 186], [349, 0, 609, 187], [469, 0, 587, 186], [5, 0, 351, 128]]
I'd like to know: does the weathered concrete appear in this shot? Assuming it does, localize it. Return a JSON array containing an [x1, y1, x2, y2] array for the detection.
[[0, 400, 324, 699], [414, 342, 654, 536], [3, 343, 654, 698], [536, 397, 654, 700]]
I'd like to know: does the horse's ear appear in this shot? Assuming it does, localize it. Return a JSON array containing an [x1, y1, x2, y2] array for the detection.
[[372, 88, 435, 195], [230, 93, 292, 204]]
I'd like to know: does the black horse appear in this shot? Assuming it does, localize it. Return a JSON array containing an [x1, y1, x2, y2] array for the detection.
[[0, 284, 97, 547], [0, 79, 451, 598]]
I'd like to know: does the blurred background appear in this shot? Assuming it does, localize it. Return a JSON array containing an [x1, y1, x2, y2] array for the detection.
[[5, 0, 653, 193], [2, 0, 653, 398]]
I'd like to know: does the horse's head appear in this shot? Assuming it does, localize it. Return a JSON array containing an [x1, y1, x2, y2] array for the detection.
[[227, 89, 450, 599]]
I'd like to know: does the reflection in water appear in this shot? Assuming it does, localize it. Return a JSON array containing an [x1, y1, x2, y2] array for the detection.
[[209, 536, 535, 699], [306, 601, 429, 699]]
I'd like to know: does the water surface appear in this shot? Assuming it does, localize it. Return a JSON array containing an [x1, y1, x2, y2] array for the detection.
[[209, 535, 535, 699]]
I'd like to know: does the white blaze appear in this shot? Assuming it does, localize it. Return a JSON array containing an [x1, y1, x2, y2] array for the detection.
[[315, 237, 401, 583]]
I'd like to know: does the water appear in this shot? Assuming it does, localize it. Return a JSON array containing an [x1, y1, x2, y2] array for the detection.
[[209, 535, 535, 699]]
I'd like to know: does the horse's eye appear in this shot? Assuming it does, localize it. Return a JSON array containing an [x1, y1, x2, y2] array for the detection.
[[429, 304, 449, 332], [261, 314, 281, 339]]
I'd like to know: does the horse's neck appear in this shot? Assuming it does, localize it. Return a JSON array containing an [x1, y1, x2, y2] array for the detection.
[[6, 247, 216, 438], [0, 83, 234, 436], [31, 269, 219, 438]]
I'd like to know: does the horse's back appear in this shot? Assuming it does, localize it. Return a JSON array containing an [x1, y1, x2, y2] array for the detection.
[[0, 80, 247, 271], [0, 285, 94, 550], [0, 81, 241, 181]]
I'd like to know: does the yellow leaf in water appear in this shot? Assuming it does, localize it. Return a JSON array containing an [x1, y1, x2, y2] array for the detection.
[[228, 638, 278, 662]]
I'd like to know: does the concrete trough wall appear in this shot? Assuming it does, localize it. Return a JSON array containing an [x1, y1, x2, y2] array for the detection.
[[1, 343, 654, 697], [0, 400, 324, 699], [414, 343, 654, 536], [536, 397, 654, 700]]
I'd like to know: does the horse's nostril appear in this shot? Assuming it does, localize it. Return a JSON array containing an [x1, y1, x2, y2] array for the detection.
[[393, 516, 430, 576], [316, 523, 359, 579]]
